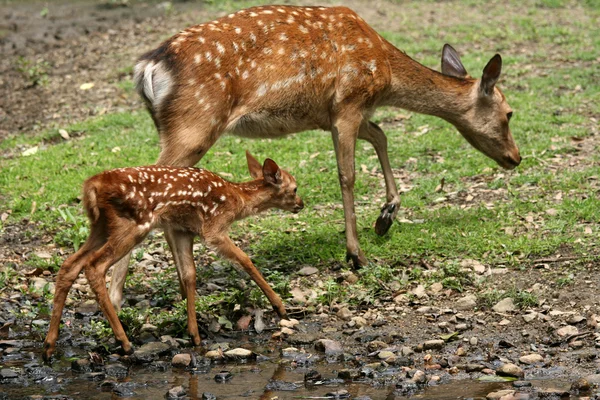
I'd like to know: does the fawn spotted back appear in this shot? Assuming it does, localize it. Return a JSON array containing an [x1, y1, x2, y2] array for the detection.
[[127, 4, 519, 272], [42, 152, 303, 361]]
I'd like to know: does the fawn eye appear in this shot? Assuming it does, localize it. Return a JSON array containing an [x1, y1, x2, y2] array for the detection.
[[293, 187, 297, 194], [507, 112, 513, 121]]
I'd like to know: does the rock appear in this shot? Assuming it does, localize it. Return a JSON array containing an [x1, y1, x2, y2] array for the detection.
[[465, 364, 485, 372], [456, 347, 467, 356], [537, 388, 569, 397], [486, 390, 515, 400], [297, 266, 319, 276], [493, 298, 516, 313], [470, 337, 478, 346], [461, 259, 486, 274], [315, 339, 343, 355], [140, 323, 157, 333], [105, 363, 128, 378], [171, 353, 191, 368], [497, 363, 524, 379], [30, 277, 55, 293], [281, 327, 295, 335], [570, 378, 590, 392], [499, 319, 511, 326], [166, 385, 186, 399], [71, 358, 92, 372], [519, 354, 543, 365], [214, 371, 233, 382], [423, 340, 444, 350], [378, 351, 396, 360], [523, 313, 537, 323], [584, 374, 600, 385], [205, 350, 224, 360], [265, 380, 301, 391], [512, 381, 532, 388], [341, 271, 359, 284], [131, 342, 172, 363], [112, 384, 135, 397], [224, 348, 254, 359], [287, 333, 319, 345], [336, 307, 353, 320], [412, 285, 428, 299], [279, 318, 299, 329], [411, 370, 426, 384], [351, 316, 368, 328], [0, 369, 18, 379], [556, 325, 578, 337], [304, 369, 322, 383], [568, 314, 585, 324], [455, 294, 477, 311], [338, 369, 360, 380], [429, 282, 444, 294], [401, 346, 414, 356], [325, 389, 350, 398], [456, 323, 469, 331], [202, 393, 217, 400]]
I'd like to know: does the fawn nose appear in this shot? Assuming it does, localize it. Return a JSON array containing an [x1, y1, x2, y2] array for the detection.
[[293, 198, 304, 213], [503, 150, 521, 169]]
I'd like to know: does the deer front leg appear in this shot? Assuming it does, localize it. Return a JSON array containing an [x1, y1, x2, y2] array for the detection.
[[167, 230, 201, 346], [358, 121, 401, 236], [207, 234, 287, 319], [332, 115, 368, 269]]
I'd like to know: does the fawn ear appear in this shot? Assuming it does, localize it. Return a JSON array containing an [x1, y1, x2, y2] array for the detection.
[[480, 54, 502, 96], [246, 151, 263, 179], [262, 158, 282, 186], [441, 44, 469, 79]]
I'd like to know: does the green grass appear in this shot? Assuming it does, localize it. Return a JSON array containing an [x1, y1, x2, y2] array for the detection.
[[1, 0, 599, 332]]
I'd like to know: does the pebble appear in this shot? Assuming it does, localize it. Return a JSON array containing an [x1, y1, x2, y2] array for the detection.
[[140, 323, 157, 333], [205, 350, 224, 360], [131, 342, 171, 364], [423, 340, 444, 350], [556, 325, 578, 337], [411, 370, 426, 384], [202, 393, 217, 400], [492, 298, 516, 313], [470, 337, 478, 346], [570, 378, 590, 391], [315, 339, 343, 355], [351, 316, 368, 327], [455, 294, 477, 311], [279, 318, 299, 329], [297, 266, 319, 276], [512, 381, 532, 388], [497, 363, 524, 379], [336, 307, 353, 320], [171, 353, 191, 368], [378, 351, 396, 360], [224, 348, 254, 359], [166, 385, 186, 399], [214, 371, 233, 382], [518, 354, 543, 365], [486, 389, 515, 400]]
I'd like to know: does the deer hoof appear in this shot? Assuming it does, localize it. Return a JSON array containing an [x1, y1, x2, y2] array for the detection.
[[42, 343, 55, 363], [346, 250, 367, 269], [375, 203, 397, 236]]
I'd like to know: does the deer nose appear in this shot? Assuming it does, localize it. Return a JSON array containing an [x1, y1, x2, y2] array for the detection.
[[293, 198, 304, 213], [503, 151, 521, 169]]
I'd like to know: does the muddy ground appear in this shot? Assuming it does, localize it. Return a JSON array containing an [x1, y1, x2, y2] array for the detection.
[[0, 0, 599, 399]]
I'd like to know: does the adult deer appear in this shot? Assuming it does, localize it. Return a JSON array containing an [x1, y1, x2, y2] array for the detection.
[[107, 5, 519, 309], [42, 152, 303, 361]]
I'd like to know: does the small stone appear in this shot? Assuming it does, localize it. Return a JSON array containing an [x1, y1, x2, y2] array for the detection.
[[429, 282, 443, 294], [224, 348, 254, 359], [315, 339, 343, 355], [281, 327, 295, 335], [71, 358, 92, 372], [166, 385, 186, 399], [131, 342, 171, 364], [279, 318, 299, 329], [519, 354, 543, 365], [455, 294, 477, 311], [113, 384, 135, 398], [338, 369, 360, 380], [523, 313, 537, 323], [411, 370, 426, 384], [493, 298, 516, 313], [214, 371, 233, 382], [499, 319, 511, 326], [465, 364, 485, 372], [423, 340, 444, 350], [556, 325, 578, 337], [497, 363, 524, 379], [140, 323, 157, 333], [412, 285, 428, 299], [570, 340, 584, 348], [401, 346, 414, 357], [584, 374, 600, 385], [378, 351, 396, 360], [512, 381, 532, 388], [171, 353, 191, 368], [456, 323, 469, 331], [202, 393, 217, 400], [456, 347, 466, 356], [351, 316, 368, 327], [105, 363, 128, 378], [205, 350, 224, 360], [460, 259, 486, 274], [0, 369, 18, 379], [570, 378, 590, 392], [336, 307, 353, 320], [297, 266, 319, 276], [470, 337, 478, 346], [486, 390, 515, 400]]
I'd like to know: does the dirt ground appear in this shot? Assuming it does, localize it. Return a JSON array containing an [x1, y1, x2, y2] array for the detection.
[[1, 0, 599, 398]]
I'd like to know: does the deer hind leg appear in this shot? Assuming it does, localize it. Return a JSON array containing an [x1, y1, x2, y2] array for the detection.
[[358, 121, 401, 236], [43, 225, 107, 361], [85, 227, 144, 355], [167, 230, 201, 346], [332, 112, 368, 269]]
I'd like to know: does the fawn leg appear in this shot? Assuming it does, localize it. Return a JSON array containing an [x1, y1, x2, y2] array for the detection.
[[331, 112, 368, 268], [208, 234, 287, 318], [43, 233, 105, 361], [358, 121, 401, 236], [168, 231, 201, 346], [107, 254, 130, 312]]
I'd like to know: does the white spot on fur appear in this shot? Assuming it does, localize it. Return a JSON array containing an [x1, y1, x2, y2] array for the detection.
[[279, 33, 288, 41], [198, 36, 205, 43], [215, 42, 225, 54]]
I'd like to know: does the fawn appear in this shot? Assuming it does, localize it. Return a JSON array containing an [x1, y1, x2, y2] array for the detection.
[[107, 5, 520, 311], [42, 152, 303, 361]]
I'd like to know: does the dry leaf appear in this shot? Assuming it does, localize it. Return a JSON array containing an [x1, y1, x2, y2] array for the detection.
[[59, 129, 70, 140], [79, 82, 95, 90], [22, 146, 38, 157]]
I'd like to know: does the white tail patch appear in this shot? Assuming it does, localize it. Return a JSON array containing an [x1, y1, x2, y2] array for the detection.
[[133, 60, 173, 110]]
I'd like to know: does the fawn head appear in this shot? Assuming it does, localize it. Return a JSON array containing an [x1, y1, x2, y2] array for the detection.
[[442, 44, 521, 170], [246, 151, 304, 213]]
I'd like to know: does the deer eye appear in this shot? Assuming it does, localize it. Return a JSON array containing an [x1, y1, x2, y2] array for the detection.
[[293, 187, 297, 194], [507, 112, 513, 121]]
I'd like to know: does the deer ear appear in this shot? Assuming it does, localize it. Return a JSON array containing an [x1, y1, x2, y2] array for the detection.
[[246, 150, 263, 179], [262, 158, 282, 186], [441, 44, 469, 79], [480, 54, 502, 96]]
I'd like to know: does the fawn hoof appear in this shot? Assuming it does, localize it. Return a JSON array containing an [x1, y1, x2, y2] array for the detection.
[[42, 342, 55, 363], [375, 203, 397, 236], [272, 304, 288, 319], [346, 250, 367, 270]]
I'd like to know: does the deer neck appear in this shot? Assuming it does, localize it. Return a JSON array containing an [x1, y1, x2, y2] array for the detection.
[[384, 50, 474, 125], [232, 180, 273, 219]]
